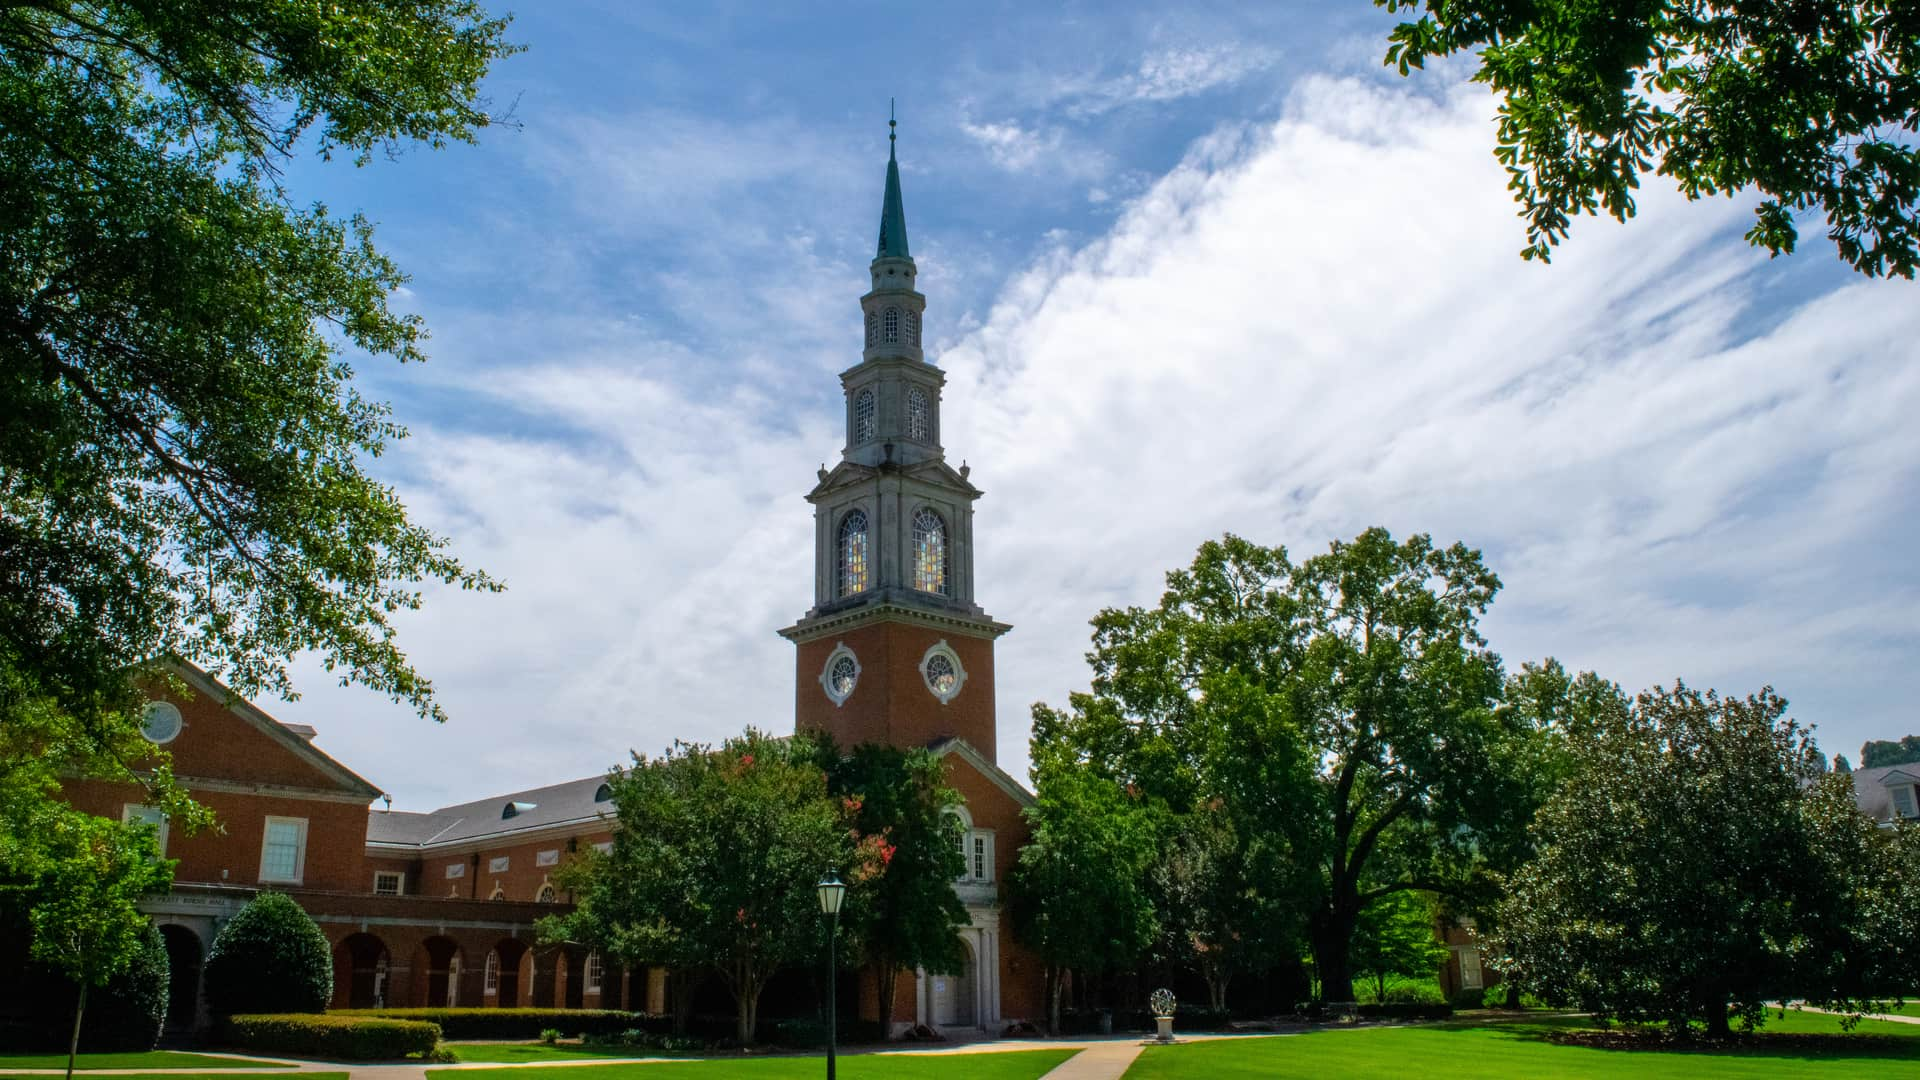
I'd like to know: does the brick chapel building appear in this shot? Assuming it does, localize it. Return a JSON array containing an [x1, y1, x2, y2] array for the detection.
[[52, 128, 1046, 1038]]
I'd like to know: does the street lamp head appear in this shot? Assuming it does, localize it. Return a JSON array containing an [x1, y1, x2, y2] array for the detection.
[[817, 872, 847, 915]]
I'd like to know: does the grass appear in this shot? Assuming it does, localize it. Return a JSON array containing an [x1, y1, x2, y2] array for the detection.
[[1124, 1011, 1920, 1079], [0, 1076, 336, 1080], [433, 1047, 1079, 1079], [448, 1043, 698, 1064], [0, 1050, 290, 1070]]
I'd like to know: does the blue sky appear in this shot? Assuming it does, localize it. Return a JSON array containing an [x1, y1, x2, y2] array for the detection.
[[266, 2, 1919, 810]]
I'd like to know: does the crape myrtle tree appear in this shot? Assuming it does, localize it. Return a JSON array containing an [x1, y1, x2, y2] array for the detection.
[[1144, 802, 1290, 1013], [1007, 756, 1160, 1034], [1032, 530, 1535, 1003], [542, 730, 862, 1045], [0, 0, 512, 902], [1348, 889, 1446, 1004], [1498, 682, 1920, 1036], [1374, 1, 1920, 278], [809, 738, 970, 1033]]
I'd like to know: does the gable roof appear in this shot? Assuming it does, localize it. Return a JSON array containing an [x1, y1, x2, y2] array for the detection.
[[928, 736, 1034, 809], [162, 659, 382, 801], [1849, 763, 1920, 821], [368, 773, 617, 851]]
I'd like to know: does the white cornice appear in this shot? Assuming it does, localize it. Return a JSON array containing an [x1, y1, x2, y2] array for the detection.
[[779, 601, 1011, 643], [930, 737, 1036, 809]]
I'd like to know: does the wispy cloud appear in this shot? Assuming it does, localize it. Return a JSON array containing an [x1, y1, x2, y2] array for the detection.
[[275, 70, 1918, 810], [1060, 44, 1283, 115]]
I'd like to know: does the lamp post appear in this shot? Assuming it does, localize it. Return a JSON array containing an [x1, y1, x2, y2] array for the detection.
[[817, 872, 847, 1080]]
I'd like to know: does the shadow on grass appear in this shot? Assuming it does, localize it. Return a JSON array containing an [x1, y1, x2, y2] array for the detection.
[[1450, 1015, 1920, 1064]]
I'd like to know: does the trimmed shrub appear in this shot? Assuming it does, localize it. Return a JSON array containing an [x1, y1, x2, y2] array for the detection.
[[223, 1014, 440, 1060], [204, 893, 331, 1015], [1357, 1002, 1453, 1021], [329, 1007, 647, 1040], [584, 1028, 703, 1053]]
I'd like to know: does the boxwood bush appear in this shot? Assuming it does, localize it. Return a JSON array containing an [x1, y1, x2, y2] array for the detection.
[[223, 1014, 440, 1060], [329, 1007, 645, 1040], [204, 893, 332, 1015]]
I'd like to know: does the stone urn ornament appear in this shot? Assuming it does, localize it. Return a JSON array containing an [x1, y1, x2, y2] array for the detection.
[[1150, 987, 1177, 1043]]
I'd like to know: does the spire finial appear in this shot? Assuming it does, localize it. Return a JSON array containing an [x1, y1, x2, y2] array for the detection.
[[889, 98, 897, 157]]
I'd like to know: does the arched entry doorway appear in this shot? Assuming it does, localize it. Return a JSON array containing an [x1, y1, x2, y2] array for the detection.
[[341, 933, 391, 1008], [421, 937, 462, 1008], [930, 940, 975, 1028], [158, 925, 202, 1032], [488, 939, 527, 1007]]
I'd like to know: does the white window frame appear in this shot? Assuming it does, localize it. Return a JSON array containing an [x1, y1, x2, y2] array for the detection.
[[258, 816, 308, 884], [536, 848, 560, 868], [489, 855, 511, 873], [372, 871, 404, 896], [536, 883, 558, 903], [819, 642, 861, 707], [484, 950, 499, 995], [593, 840, 613, 854], [1458, 946, 1484, 990], [585, 951, 603, 995], [445, 862, 466, 880], [122, 803, 169, 856], [920, 640, 967, 704], [1893, 783, 1918, 819], [969, 832, 994, 883]]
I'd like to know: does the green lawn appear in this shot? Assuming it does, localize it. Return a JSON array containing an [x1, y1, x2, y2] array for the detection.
[[0, 1050, 290, 1070], [434, 1048, 1078, 1079], [0, 1076, 334, 1080], [1125, 1012, 1920, 1080], [449, 1043, 698, 1064]]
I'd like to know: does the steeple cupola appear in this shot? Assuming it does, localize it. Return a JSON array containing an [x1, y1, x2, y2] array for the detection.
[[782, 111, 1010, 762]]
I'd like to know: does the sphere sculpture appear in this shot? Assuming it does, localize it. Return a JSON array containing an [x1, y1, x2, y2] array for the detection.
[[1150, 987, 1177, 1043]]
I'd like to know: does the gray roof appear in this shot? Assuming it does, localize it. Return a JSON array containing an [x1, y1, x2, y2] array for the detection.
[[367, 774, 617, 850], [1849, 763, 1920, 821]]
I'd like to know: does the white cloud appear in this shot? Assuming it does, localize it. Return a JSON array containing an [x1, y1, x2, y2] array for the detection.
[[274, 72, 1919, 809], [1038, 44, 1281, 117], [959, 118, 1068, 173]]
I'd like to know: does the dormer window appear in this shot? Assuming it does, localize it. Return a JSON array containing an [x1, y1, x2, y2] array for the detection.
[[1894, 783, 1919, 819], [502, 801, 536, 819], [593, 783, 613, 802]]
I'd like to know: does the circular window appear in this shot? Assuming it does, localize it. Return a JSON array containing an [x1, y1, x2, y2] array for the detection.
[[920, 641, 967, 704], [140, 702, 183, 744], [819, 644, 861, 706]]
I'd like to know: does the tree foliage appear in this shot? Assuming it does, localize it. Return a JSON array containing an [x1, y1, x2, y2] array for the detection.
[[811, 738, 969, 1030], [1860, 735, 1920, 768], [544, 730, 859, 1045], [1349, 890, 1447, 1003], [1497, 682, 1920, 1035], [1377, 1, 1920, 277], [1144, 803, 1288, 1012], [1031, 529, 1526, 1002], [203, 892, 332, 1016], [1008, 758, 1160, 1034]]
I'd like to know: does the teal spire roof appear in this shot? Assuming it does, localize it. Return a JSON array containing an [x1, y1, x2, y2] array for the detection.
[[876, 109, 910, 259]]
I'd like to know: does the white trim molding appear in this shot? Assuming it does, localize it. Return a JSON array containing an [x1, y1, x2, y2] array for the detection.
[[920, 640, 967, 704], [819, 642, 861, 707]]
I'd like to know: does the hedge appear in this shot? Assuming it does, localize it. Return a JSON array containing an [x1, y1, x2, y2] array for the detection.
[[329, 1007, 644, 1040], [222, 1014, 441, 1060], [1357, 1002, 1453, 1021], [204, 893, 332, 1015], [1, 921, 170, 1052]]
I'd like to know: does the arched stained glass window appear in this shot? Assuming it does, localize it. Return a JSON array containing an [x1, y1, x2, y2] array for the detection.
[[854, 388, 876, 443], [883, 307, 900, 343], [906, 387, 930, 441], [866, 310, 879, 347], [906, 309, 921, 346], [838, 510, 870, 597], [912, 508, 948, 596]]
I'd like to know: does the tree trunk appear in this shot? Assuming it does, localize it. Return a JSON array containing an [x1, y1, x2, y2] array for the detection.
[[734, 976, 762, 1045], [1704, 995, 1731, 1039], [668, 970, 694, 1035], [1046, 966, 1066, 1035], [1202, 959, 1231, 1013], [1312, 917, 1358, 1003], [1503, 981, 1520, 1010], [65, 981, 87, 1080], [875, 962, 898, 1039]]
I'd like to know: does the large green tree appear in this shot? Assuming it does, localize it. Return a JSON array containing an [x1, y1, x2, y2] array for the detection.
[[1007, 759, 1160, 1034], [1144, 802, 1289, 1013], [811, 739, 969, 1034], [1348, 889, 1446, 1003], [1498, 682, 1920, 1035], [543, 730, 856, 1045], [1033, 530, 1528, 1002], [1, 0, 512, 872], [1376, 1, 1920, 278]]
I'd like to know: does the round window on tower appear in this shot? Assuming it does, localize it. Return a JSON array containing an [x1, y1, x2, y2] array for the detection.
[[920, 641, 967, 704], [820, 643, 861, 706]]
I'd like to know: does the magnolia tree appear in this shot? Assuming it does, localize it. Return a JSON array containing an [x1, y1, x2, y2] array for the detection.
[[1497, 683, 1920, 1035]]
